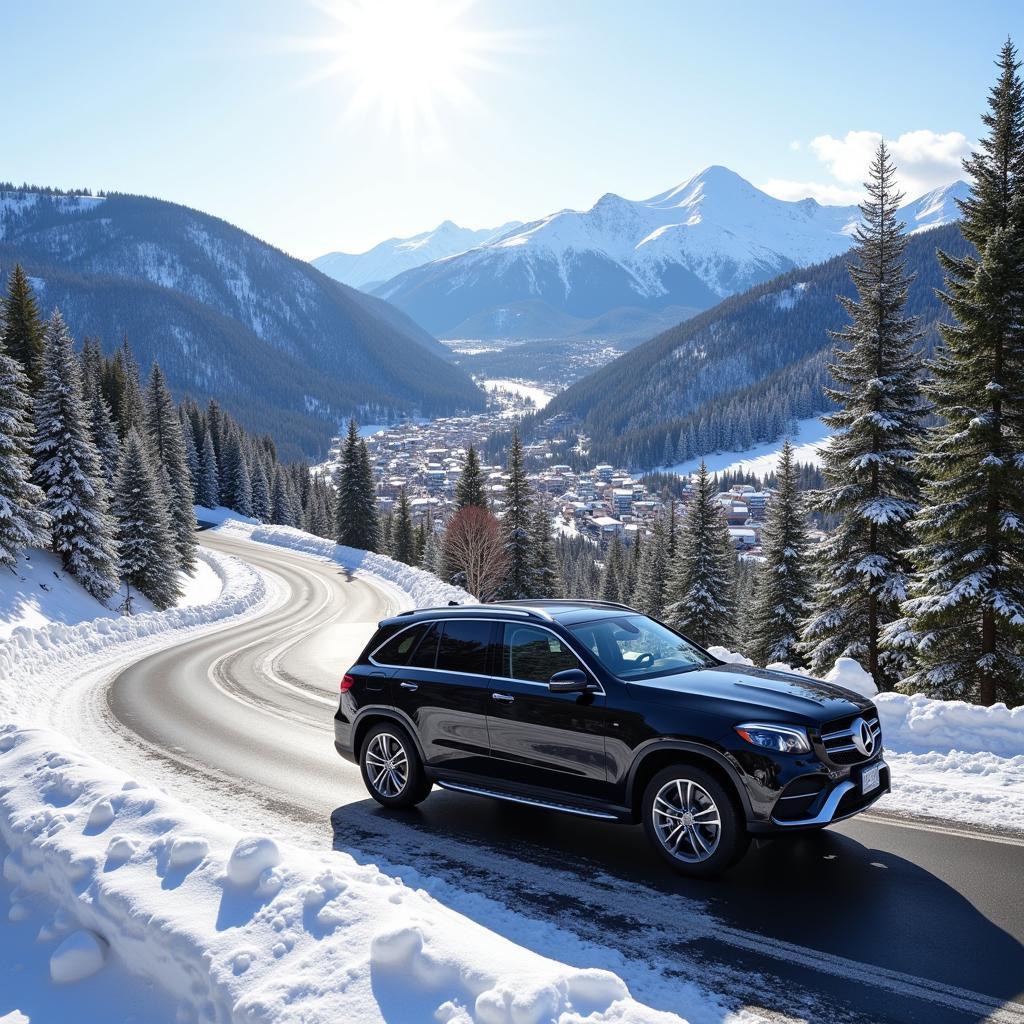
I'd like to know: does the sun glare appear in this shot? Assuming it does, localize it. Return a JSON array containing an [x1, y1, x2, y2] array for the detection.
[[308, 0, 505, 145]]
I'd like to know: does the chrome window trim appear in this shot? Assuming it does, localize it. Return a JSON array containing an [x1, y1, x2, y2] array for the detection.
[[369, 617, 606, 696]]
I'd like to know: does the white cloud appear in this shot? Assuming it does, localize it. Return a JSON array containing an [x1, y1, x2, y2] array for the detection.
[[788, 140, 801, 151], [761, 129, 971, 207], [811, 129, 970, 197]]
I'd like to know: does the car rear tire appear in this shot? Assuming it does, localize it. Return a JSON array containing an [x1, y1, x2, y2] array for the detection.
[[642, 764, 748, 877], [359, 723, 431, 809]]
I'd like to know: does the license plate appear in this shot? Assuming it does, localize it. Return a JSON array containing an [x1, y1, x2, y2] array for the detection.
[[861, 763, 882, 794]]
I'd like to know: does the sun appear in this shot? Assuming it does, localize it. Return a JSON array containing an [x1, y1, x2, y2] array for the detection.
[[307, 0, 505, 144]]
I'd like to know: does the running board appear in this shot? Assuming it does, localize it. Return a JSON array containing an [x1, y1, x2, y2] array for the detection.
[[435, 780, 619, 820]]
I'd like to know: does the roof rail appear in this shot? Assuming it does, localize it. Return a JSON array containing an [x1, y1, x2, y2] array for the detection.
[[499, 598, 636, 613], [395, 605, 541, 620]]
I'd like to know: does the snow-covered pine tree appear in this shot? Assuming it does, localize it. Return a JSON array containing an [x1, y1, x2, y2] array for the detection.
[[600, 532, 625, 603], [334, 420, 379, 550], [455, 444, 488, 509], [197, 427, 220, 509], [625, 528, 643, 604], [747, 440, 813, 667], [180, 408, 200, 489], [251, 459, 272, 521], [495, 430, 535, 599], [111, 337, 144, 440], [887, 42, 1024, 706], [0, 332, 49, 565], [634, 517, 668, 618], [1, 264, 44, 392], [800, 142, 925, 689], [144, 363, 197, 572], [113, 428, 181, 611], [80, 342, 121, 490], [392, 487, 416, 565], [34, 311, 119, 601], [422, 525, 443, 576], [530, 502, 562, 597], [271, 466, 297, 527], [663, 461, 735, 646], [220, 433, 253, 517]]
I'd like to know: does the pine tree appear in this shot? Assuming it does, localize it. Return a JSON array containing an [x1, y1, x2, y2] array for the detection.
[[600, 532, 625, 603], [455, 444, 488, 509], [625, 528, 643, 605], [392, 487, 416, 564], [181, 409, 201, 489], [251, 459, 272, 521], [801, 142, 926, 689], [747, 440, 813, 667], [197, 427, 220, 508], [335, 420, 379, 550], [1, 265, 44, 392], [663, 462, 735, 646], [0, 333, 49, 565], [113, 429, 181, 611], [220, 433, 253, 517], [495, 430, 535, 599], [530, 502, 562, 597], [144, 363, 196, 572], [34, 311, 119, 601], [80, 348, 121, 493], [271, 467, 297, 527], [888, 41, 1024, 705], [111, 337, 144, 440], [634, 518, 669, 619]]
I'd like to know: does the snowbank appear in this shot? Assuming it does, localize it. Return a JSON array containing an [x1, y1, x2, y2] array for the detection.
[[0, 547, 269, 721], [0, 726, 684, 1024], [874, 692, 1024, 758], [213, 518, 475, 610]]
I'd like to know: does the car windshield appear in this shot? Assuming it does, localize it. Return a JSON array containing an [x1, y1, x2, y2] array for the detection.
[[566, 614, 716, 680]]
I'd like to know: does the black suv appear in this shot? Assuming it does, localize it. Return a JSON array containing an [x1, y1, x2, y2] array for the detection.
[[334, 600, 890, 876]]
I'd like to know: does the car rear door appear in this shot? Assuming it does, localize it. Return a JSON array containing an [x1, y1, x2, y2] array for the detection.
[[485, 621, 614, 801], [385, 618, 494, 774]]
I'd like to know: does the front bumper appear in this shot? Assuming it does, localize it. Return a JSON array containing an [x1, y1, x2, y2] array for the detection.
[[754, 759, 890, 832]]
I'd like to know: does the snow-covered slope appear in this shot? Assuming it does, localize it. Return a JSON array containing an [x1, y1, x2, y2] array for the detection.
[[313, 219, 522, 290], [372, 167, 968, 339]]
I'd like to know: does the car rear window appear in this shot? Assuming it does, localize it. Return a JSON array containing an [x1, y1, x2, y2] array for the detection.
[[435, 620, 492, 675], [406, 622, 441, 668], [372, 624, 426, 666]]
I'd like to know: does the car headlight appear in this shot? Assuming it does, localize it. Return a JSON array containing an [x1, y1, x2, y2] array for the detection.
[[735, 723, 811, 754]]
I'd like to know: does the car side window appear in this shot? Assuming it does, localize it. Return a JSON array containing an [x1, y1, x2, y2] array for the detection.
[[435, 620, 492, 676], [408, 622, 441, 669], [372, 624, 426, 667], [502, 624, 581, 683]]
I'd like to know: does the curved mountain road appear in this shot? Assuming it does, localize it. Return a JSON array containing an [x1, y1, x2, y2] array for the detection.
[[96, 530, 1024, 1024]]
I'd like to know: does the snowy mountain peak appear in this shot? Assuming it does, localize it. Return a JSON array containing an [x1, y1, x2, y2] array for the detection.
[[313, 218, 523, 290], [900, 179, 970, 233]]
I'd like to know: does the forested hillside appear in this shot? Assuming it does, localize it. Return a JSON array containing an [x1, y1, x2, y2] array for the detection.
[[0, 188, 484, 458], [534, 222, 970, 468]]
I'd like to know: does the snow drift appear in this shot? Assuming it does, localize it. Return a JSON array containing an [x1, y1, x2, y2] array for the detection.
[[212, 518, 475, 610], [0, 726, 683, 1024]]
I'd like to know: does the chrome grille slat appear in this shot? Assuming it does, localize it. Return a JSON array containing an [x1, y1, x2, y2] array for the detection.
[[819, 709, 882, 765]]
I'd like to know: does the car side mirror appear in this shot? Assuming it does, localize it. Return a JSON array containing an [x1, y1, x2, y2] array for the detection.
[[548, 668, 592, 693]]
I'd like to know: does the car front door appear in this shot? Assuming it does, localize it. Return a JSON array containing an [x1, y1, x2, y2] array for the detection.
[[484, 622, 614, 801], [384, 618, 494, 774]]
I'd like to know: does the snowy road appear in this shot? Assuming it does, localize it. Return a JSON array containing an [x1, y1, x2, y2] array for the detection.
[[79, 530, 1024, 1024]]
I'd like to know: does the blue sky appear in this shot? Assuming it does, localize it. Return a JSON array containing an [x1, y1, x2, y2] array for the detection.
[[4, 1, 1019, 258]]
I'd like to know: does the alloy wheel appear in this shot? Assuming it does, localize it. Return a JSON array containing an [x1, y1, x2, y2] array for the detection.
[[651, 777, 722, 863], [364, 732, 409, 798]]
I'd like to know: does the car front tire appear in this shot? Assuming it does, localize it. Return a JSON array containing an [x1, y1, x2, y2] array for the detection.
[[642, 764, 748, 877], [359, 723, 431, 808]]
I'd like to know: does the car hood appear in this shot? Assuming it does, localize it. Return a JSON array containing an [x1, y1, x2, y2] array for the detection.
[[625, 663, 874, 724]]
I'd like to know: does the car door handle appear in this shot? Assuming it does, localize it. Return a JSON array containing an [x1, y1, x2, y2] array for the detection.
[[492, 692, 515, 703], [400, 682, 418, 692]]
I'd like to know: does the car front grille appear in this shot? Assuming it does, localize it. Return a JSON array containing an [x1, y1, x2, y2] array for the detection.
[[819, 710, 882, 765]]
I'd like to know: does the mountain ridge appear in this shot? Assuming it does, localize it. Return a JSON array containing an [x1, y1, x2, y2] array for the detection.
[[367, 169, 969, 340], [0, 189, 485, 458]]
